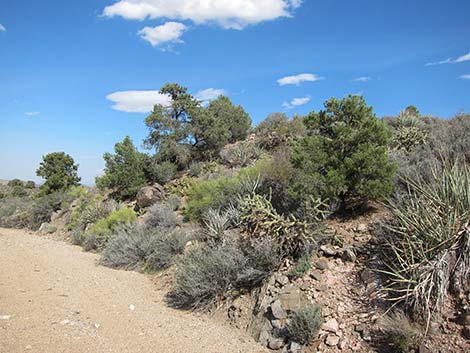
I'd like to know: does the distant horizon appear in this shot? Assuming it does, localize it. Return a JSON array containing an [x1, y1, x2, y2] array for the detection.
[[1, 0, 469, 185]]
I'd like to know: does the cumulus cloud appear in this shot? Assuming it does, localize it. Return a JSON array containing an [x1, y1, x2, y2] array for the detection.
[[0, 24, 5, 32], [25, 112, 40, 117], [282, 96, 310, 109], [426, 52, 470, 66], [103, 0, 302, 29], [460, 74, 470, 80], [106, 90, 171, 113], [195, 88, 226, 104], [138, 21, 187, 47], [277, 73, 323, 86], [353, 76, 371, 82]]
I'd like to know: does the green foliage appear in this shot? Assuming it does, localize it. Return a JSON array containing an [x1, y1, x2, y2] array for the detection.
[[8, 179, 24, 187], [83, 207, 137, 250], [287, 304, 323, 344], [390, 109, 428, 153], [219, 140, 262, 168], [24, 180, 36, 189], [288, 255, 312, 279], [11, 185, 27, 197], [96, 136, 147, 200], [147, 160, 178, 185], [28, 192, 73, 230], [238, 193, 319, 258], [292, 95, 396, 211], [100, 224, 188, 271], [255, 113, 306, 151], [380, 161, 470, 321], [36, 152, 80, 194], [167, 238, 281, 310], [144, 203, 177, 229]]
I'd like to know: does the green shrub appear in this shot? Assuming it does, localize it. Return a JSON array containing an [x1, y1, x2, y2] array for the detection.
[[188, 161, 205, 177], [389, 109, 428, 153], [164, 194, 182, 211], [146, 159, 178, 185], [167, 238, 280, 310], [287, 304, 322, 344], [101, 224, 188, 271], [288, 255, 312, 279], [255, 113, 306, 151], [291, 95, 396, 212], [380, 161, 470, 321], [96, 136, 147, 200], [219, 140, 262, 168], [24, 180, 36, 189], [144, 203, 177, 229], [8, 179, 24, 187], [11, 185, 27, 197], [83, 208, 137, 250]]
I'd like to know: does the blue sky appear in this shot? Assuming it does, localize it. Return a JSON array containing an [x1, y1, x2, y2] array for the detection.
[[0, 0, 469, 185]]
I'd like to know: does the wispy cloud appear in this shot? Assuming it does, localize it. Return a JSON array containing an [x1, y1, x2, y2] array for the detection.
[[283, 96, 310, 109], [138, 22, 187, 48], [277, 73, 323, 86], [0, 24, 5, 32], [106, 90, 171, 113], [460, 74, 470, 80], [103, 0, 302, 30], [426, 52, 470, 66], [352, 76, 371, 82], [195, 88, 226, 105], [25, 111, 40, 117]]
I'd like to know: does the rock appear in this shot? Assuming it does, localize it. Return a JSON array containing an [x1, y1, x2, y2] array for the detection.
[[355, 224, 367, 233], [279, 285, 308, 312], [258, 322, 273, 346], [268, 338, 285, 350], [361, 329, 372, 341], [274, 274, 290, 287], [463, 326, 470, 340], [129, 304, 135, 311], [270, 300, 287, 320], [60, 319, 71, 325], [25, 345, 32, 350], [325, 334, 340, 346], [136, 184, 165, 208], [271, 319, 285, 330], [354, 323, 365, 333], [39, 223, 57, 234], [338, 337, 348, 350], [323, 318, 339, 333], [320, 245, 337, 256], [285, 341, 302, 353], [341, 247, 357, 262], [314, 258, 329, 270], [0, 315, 11, 320], [310, 271, 322, 281]]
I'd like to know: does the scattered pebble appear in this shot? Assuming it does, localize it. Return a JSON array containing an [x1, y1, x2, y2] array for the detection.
[[129, 304, 135, 311], [0, 315, 11, 320]]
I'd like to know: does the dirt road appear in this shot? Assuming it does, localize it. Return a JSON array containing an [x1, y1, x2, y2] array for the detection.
[[0, 228, 264, 353]]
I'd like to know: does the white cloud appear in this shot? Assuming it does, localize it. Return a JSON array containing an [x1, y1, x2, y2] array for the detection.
[[106, 90, 171, 113], [25, 112, 40, 117], [138, 21, 187, 47], [283, 96, 310, 109], [103, 0, 302, 29], [277, 73, 323, 86], [460, 74, 470, 80], [0, 24, 5, 32], [353, 76, 371, 82], [426, 52, 470, 66], [195, 88, 226, 104]]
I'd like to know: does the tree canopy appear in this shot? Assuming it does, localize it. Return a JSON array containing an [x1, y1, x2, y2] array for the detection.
[[36, 152, 80, 194]]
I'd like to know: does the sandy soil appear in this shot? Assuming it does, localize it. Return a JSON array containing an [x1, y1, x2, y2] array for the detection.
[[0, 228, 265, 353]]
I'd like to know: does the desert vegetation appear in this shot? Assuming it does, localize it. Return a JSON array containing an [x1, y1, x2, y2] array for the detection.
[[1, 85, 469, 352]]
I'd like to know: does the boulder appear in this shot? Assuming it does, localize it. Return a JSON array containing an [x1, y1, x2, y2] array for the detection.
[[279, 285, 308, 312], [39, 223, 57, 234], [136, 184, 165, 208], [270, 300, 287, 319]]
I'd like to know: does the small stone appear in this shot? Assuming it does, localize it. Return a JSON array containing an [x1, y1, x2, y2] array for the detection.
[[129, 304, 135, 311], [93, 323, 100, 329], [25, 345, 32, 350], [314, 259, 329, 270], [325, 334, 340, 346], [288, 341, 302, 353], [338, 337, 348, 350], [270, 300, 287, 320], [274, 274, 290, 287], [361, 329, 372, 341], [0, 315, 11, 320], [323, 318, 339, 333], [355, 224, 367, 233], [60, 319, 71, 325], [258, 327, 272, 346], [310, 271, 322, 281], [316, 284, 328, 292], [341, 247, 357, 262], [268, 338, 284, 350], [320, 245, 337, 257]]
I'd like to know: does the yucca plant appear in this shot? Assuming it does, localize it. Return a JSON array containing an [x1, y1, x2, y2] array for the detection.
[[382, 160, 470, 327]]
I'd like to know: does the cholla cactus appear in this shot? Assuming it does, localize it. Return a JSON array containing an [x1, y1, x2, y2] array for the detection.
[[238, 193, 317, 256], [391, 110, 427, 152]]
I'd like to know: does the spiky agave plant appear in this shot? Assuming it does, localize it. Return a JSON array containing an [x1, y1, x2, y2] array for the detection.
[[382, 160, 470, 327]]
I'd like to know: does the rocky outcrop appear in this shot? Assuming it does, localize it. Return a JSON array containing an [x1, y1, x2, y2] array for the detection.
[[136, 183, 165, 208]]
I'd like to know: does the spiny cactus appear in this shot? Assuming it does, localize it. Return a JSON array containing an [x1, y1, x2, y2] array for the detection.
[[391, 110, 428, 153]]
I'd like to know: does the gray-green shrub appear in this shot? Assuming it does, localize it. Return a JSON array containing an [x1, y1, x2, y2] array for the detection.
[[144, 203, 177, 229], [287, 304, 323, 344]]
